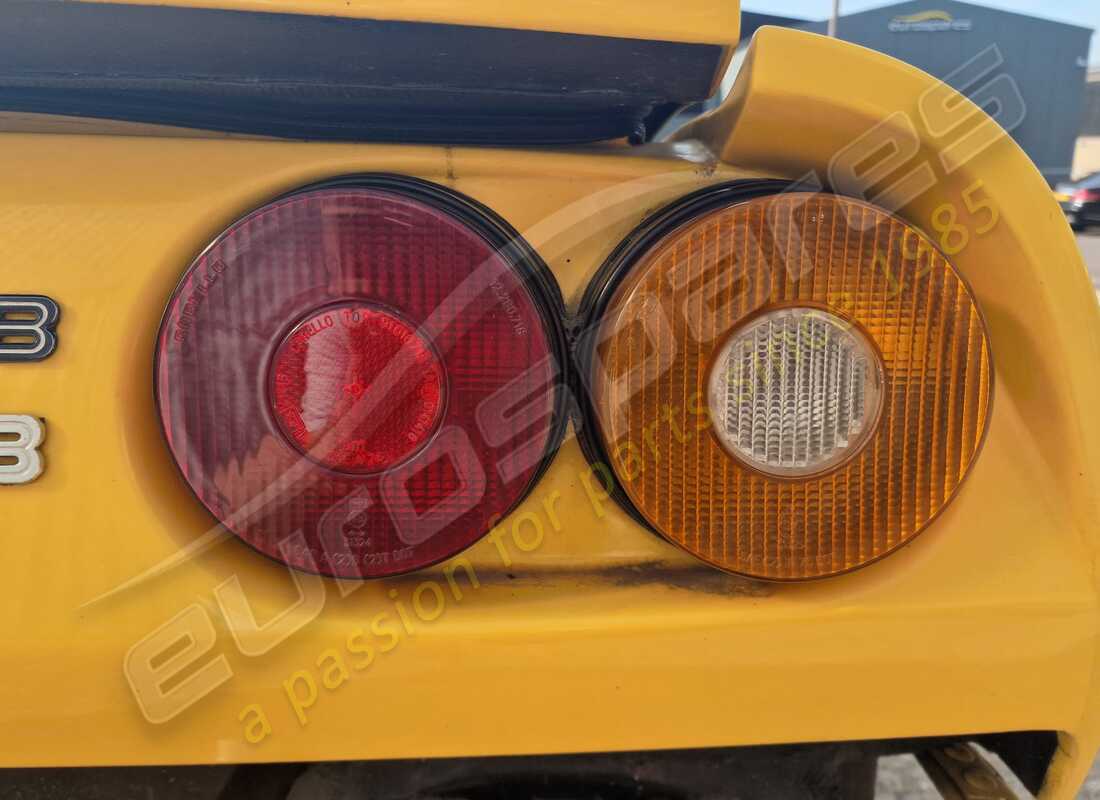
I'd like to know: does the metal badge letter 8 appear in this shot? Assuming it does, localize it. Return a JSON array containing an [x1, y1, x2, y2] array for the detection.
[[0, 415, 44, 485], [0, 295, 60, 362]]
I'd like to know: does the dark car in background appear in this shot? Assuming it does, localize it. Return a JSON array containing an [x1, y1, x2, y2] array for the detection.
[[1057, 172, 1100, 230]]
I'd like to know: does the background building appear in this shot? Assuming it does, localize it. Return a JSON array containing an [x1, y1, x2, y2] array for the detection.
[[796, 1, 1092, 184], [698, 1, 1094, 185]]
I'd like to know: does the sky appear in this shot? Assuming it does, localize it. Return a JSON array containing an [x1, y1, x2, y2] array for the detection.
[[743, 0, 1100, 65]]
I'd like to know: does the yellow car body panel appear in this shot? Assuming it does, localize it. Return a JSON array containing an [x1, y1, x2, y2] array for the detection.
[[675, 32, 1100, 792], [0, 15, 1097, 800]]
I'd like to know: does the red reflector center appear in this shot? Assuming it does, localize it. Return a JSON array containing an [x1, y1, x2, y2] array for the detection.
[[270, 302, 445, 474]]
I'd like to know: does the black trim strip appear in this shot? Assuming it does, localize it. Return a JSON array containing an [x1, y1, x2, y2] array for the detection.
[[0, 0, 723, 143]]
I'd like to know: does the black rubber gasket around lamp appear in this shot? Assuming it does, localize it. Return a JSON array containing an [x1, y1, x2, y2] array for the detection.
[[571, 178, 808, 529]]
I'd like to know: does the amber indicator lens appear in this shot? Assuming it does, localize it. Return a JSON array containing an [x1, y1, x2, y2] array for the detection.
[[590, 192, 992, 580], [707, 306, 884, 478]]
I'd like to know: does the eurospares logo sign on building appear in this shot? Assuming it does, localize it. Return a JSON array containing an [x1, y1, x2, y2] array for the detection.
[[889, 10, 973, 32]]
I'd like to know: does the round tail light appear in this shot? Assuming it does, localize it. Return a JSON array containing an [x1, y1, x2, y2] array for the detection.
[[580, 184, 992, 581], [156, 177, 566, 578]]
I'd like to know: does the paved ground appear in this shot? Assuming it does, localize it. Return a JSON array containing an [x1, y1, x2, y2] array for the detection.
[[873, 744, 1096, 799], [873, 229, 1100, 799], [875, 750, 1031, 799]]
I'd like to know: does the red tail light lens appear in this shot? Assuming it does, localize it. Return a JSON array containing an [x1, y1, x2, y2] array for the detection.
[[1073, 188, 1100, 202], [269, 302, 446, 474], [155, 178, 565, 578]]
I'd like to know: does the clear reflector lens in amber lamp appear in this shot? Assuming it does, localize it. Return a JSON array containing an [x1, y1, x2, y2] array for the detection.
[[589, 191, 992, 580], [707, 307, 884, 478]]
